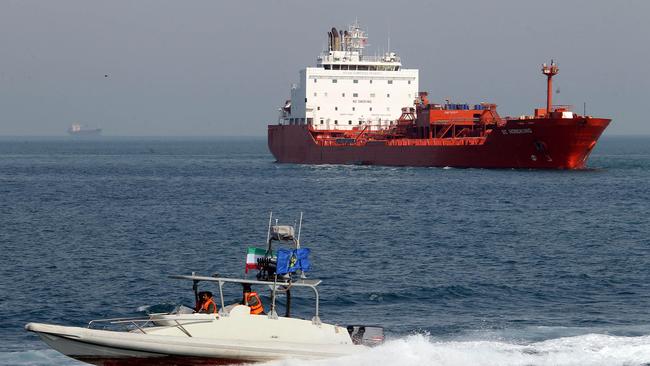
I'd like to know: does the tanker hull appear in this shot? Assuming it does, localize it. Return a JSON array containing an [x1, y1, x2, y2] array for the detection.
[[268, 117, 610, 169]]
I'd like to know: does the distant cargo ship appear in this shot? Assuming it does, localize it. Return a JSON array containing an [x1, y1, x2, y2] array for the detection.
[[268, 22, 611, 169], [68, 123, 102, 136]]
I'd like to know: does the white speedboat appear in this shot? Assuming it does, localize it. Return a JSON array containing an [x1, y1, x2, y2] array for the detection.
[[26, 214, 382, 365]]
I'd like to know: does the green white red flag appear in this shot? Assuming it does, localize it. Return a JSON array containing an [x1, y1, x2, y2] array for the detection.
[[246, 247, 269, 273]]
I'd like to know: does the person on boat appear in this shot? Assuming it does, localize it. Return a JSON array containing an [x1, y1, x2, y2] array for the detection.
[[198, 291, 218, 314], [194, 291, 206, 312], [242, 284, 265, 315]]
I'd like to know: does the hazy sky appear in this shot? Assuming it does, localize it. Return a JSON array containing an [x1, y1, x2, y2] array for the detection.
[[1, 0, 648, 136]]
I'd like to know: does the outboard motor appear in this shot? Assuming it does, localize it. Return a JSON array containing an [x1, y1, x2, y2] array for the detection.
[[346, 325, 384, 346]]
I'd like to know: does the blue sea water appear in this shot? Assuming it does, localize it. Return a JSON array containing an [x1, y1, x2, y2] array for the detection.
[[1, 136, 649, 366]]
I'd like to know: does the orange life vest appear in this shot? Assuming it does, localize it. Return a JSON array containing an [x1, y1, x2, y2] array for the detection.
[[200, 298, 218, 314], [245, 292, 264, 315]]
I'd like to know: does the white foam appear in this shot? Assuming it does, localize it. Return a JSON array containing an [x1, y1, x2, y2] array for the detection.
[[262, 333, 650, 366]]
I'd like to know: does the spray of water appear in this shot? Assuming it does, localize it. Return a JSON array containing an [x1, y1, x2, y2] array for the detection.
[[263, 333, 650, 366]]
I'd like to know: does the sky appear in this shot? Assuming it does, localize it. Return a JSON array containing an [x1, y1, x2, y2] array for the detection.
[[1, 0, 649, 136]]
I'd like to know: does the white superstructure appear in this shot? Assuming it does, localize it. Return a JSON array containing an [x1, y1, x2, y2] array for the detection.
[[279, 22, 419, 131]]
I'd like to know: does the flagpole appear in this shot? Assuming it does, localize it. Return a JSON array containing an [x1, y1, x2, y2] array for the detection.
[[265, 211, 273, 253]]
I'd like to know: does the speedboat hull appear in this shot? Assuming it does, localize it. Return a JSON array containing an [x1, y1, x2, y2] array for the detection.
[[26, 315, 362, 365]]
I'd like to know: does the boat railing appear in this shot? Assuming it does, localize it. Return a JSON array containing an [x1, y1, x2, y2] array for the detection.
[[87, 315, 214, 336]]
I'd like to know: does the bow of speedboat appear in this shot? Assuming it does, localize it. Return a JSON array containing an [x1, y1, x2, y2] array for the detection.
[[25, 322, 164, 360]]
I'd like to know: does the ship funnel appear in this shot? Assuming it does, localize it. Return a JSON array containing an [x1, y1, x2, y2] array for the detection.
[[331, 27, 339, 51], [541, 60, 559, 116]]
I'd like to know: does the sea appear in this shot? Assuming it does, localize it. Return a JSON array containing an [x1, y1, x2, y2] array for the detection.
[[1, 136, 649, 366]]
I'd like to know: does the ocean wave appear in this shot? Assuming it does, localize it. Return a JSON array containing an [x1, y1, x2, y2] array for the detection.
[[0, 349, 81, 366], [263, 333, 650, 366]]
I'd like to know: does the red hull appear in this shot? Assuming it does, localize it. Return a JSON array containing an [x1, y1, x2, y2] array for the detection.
[[268, 117, 610, 169]]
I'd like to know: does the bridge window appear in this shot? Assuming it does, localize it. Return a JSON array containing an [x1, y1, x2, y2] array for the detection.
[[408, 80, 411, 84], [317, 106, 320, 110], [334, 120, 338, 125], [359, 121, 362, 125], [370, 93, 375, 98], [314, 92, 317, 97], [370, 107, 373, 111], [314, 78, 317, 83], [352, 107, 355, 111], [348, 120, 352, 125], [370, 80, 373, 84], [353, 93, 358, 97], [353, 80, 358, 84], [320, 120, 324, 124], [387, 94, 390, 98], [332, 79, 337, 83], [342, 93, 345, 97], [388, 80, 393, 84], [335, 106, 338, 111]]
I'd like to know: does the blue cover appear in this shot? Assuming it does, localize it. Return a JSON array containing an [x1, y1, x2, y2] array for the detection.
[[276, 248, 311, 275]]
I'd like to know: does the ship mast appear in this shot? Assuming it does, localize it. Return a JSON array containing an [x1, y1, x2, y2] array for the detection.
[[541, 60, 559, 116]]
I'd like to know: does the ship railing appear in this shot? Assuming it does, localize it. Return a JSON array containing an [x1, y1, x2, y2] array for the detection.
[[319, 54, 401, 64], [359, 55, 401, 63], [316, 136, 488, 147], [385, 137, 487, 146]]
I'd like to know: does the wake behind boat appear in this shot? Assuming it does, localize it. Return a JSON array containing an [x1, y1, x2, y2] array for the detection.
[[26, 214, 382, 365]]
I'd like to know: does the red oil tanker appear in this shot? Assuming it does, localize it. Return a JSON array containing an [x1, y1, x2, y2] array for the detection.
[[268, 24, 610, 169]]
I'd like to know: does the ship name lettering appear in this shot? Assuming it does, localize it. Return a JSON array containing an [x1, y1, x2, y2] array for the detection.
[[507, 128, 532, 134]]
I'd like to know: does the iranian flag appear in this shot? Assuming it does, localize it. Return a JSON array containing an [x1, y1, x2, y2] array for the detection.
[[245, 247, 268, 273]]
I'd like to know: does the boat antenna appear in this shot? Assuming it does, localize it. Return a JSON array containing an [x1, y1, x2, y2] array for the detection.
[[296, 212, 303, 248], [265, 212, 273, 252]]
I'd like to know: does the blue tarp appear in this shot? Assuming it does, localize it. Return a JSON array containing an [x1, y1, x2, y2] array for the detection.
[[276, 248, 311, 275]]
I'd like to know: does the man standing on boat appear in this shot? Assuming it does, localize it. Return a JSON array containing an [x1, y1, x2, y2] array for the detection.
[[242, 284, 265, 315]]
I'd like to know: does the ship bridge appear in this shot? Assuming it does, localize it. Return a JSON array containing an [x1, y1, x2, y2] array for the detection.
[[278, 22, 418, 131], [318, 52, 401, 71]]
